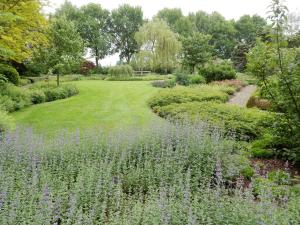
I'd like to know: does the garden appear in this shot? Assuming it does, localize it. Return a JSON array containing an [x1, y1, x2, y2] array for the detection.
[[0, 0, 300, 224]]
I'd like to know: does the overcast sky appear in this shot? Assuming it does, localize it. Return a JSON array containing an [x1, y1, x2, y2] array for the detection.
[[45, 0, 300, 65]]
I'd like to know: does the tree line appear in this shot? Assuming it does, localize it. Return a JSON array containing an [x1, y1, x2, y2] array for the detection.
[[1, 0, 299, 79]]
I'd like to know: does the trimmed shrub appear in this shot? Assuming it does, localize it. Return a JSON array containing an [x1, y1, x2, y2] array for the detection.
[[199, 60, 236, 82], [151, 79, 176, 88], [30, 90, 46, 104], [44, 87, 68, 102], [108, 65, 134, 77], [0, 110, 14, 132], [154, 102, 275, 140], [43, 84, 79, 102], [189, 75, 206, 85], [174, 71, 190, 86], [0, 64, 20, 85], [149, 85, 229, 108], [64, 84, 79, 97]]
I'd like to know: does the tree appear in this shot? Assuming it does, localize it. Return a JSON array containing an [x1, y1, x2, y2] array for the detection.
[[190, 11, 237, 59], [235, 15, 267, 45], [135, 19, 181, 73], [181, 33, 212, 72], [0, 0, 47, 63], [231, 42, 251, 72], [78, 4, 111, 67], [110, 4, 144, 63], [156, 8, 183, 30], [33, 17, 84, 86], [247, 0, 300, 161]]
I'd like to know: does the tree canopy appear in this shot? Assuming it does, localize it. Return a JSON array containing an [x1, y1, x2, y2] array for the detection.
[[110, 4, 144, 63], [0, 0, 47, 62], [135, 19, 181, 73]]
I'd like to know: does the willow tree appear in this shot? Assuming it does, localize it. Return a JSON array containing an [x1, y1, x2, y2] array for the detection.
[[135, 19, 181, 73]]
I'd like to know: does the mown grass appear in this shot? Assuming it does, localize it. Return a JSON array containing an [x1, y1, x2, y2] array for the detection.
[[12, 80, 163, 136]]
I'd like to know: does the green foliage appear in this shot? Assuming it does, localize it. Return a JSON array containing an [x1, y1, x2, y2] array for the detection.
[[190, 75, 206, 85], [0, 95, 16, 112], [30, 90, 46, 104], [199, 60, 236, 82], [231, 42, 251, 72], [181, 33, 212, 72], [156, 8, 183, 31], [0, 110, 14, 132], [0, 0, 47, 62], [148, 85, 229, 108], [108, 65, 134, 77], [31, 16, 84, 79], [0, 64, 20, 85], [135, 19, 181, 73], [110, 4, 144, 63], [235, 15, 267, 45], [42, 84, 79, 102], [154, 101, 274, 140], [190, 11, 237, 58], [0, 83, 31, 111], [77, 3, 112, 66], [246, 1, 300, 161], [174, 71, 191, 86], [151, 79, 176, 88]]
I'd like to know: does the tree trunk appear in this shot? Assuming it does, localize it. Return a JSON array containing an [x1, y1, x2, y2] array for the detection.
[[95, 57, 99, 67], [56, 74, 60, 87]]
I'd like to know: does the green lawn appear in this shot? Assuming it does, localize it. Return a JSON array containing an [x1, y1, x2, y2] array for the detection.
[[12, 80, 163, 135]]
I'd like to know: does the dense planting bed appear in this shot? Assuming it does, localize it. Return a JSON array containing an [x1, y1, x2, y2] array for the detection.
[[0, 124, 299, 224]]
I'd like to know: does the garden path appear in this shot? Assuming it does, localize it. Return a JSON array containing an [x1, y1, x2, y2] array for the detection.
[[228, 85, 257, 107]]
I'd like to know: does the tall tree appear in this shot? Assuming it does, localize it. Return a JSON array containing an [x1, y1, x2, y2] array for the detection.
[[110, 4, 143, 63], [78, 4, 111, 67], [135, 19, 181, 73], [235, 15, 267, 45], [156, 8, 183, 31], [190, 11, 237, 59], [33, 17, 84, 86], [0, 0, 47, 62], [181, 33, 212, 72]]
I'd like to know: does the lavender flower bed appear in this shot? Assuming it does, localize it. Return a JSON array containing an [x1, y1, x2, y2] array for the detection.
[[0, 123, 299, 224]]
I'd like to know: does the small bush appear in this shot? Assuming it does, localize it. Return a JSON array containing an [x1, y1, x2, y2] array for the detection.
[[79, 60, 96, 75], [0, 95, 16, 112], [189, 75, 206, 85], [0, 64, 20, 85], [247, 96, 271, 110], [108, 65, 134, 77], [0, 83, 31, 111], [30, 90, 46, 104], [151, 79, 176, 88], [0, 110, 14, 132], [199, 60, 236, 82], [63, 84, 79, 97], [174, 71, 190, 86]]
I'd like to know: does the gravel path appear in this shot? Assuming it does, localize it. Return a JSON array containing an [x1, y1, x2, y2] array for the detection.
[[228, 85, 257, 107]]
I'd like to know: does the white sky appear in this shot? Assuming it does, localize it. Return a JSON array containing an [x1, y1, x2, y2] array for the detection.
[[45, 0, 300, 66]]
